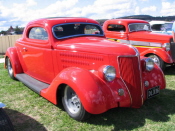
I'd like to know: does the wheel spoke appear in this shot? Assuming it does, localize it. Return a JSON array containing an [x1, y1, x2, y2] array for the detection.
[[64, 86, 81, 114]]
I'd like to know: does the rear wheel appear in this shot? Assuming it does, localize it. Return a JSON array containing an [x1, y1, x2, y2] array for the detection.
[[62, 85, 90, 121], [148, 54, 165, 70], [7, 57, 16, 80]]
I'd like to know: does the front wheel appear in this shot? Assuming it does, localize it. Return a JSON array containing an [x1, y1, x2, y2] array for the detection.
[[148, 54, 165, 70], [7, 57, 16, 80], [62, 86, 90, 121]]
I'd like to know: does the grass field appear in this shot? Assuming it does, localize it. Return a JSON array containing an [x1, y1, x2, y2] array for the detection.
[[0, 55, 4, 58], [0, 63, 175, 131]]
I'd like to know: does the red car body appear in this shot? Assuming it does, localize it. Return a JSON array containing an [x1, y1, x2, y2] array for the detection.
[[103, 19, 174, 70], [5, 17, 165, 121]]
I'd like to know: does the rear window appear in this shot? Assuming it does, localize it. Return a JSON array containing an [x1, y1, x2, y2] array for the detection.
[[107, 24, 126, 32]]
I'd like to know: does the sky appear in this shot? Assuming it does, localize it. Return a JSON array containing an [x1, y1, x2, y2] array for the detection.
[[0, 0, 175, 31]]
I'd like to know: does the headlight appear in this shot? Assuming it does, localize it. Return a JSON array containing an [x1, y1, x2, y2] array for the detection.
[[103, 65, 116, 82], [145, 58, 154, 71], [163, 43, 170, 51]]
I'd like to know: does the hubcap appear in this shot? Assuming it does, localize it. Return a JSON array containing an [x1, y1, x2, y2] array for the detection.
[[64, 87, 81, 114]]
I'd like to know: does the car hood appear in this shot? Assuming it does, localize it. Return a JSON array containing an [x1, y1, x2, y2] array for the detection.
[[55, 37, 137, 56], [129, 31, 172, 42]]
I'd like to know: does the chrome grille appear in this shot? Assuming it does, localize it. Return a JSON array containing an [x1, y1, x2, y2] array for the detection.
[[118, 56, 143, 108]]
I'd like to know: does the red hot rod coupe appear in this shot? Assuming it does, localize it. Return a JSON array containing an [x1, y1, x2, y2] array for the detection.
[[5, 17, 165, 121], [103, 19, 174, 70]]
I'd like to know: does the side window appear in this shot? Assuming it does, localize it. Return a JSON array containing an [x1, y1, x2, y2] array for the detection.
[[28, 27, 48, 40], [151, 24, 162, 31], [107, 24, 126, 32]]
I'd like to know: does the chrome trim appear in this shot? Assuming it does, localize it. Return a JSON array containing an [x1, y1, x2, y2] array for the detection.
[[129, 45, 140, 56], [108, 38, 162, 48], [145, 58, 154, 71], [103, 65, 116, 82], [163, 43, 170, 51]]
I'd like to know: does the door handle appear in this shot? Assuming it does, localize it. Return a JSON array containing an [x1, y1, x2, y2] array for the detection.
[[23, 47, 27, 52]]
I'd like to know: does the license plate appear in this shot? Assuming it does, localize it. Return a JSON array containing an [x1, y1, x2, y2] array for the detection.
[[147, 86, 160, 99]]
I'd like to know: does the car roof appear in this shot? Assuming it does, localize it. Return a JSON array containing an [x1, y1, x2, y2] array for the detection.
[[105, 19, 149, 25], [149, 21, 173, 25], [27, 17, 100, 27]]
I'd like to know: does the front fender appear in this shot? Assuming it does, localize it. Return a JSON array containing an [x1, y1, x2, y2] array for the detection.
[[142, 63, 166, 101], [41, 67, 130, 114], [140, 48, 173, 63], [5, 47, 23, 76]]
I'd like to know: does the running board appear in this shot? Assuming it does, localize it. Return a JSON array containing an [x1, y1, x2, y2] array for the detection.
[[16, 73, 49, 94]]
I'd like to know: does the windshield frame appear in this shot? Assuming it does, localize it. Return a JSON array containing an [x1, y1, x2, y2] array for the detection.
[[128, 23, 151, 32], [52, 22, 104, 39]]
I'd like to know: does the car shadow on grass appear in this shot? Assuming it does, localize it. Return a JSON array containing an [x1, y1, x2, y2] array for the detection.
[[85, 88, 175, 130], [4, 108, 47, 131], [164, 65, 175, 75]]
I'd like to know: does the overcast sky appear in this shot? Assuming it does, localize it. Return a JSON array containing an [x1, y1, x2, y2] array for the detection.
[[0, 0, 175, 31]]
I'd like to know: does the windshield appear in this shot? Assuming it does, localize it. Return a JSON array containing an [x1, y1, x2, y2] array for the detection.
[[151, 23, 173, 31], [163, 23, 173, 31], [52, 23, 104, 39], [129, 23, 151, 32]]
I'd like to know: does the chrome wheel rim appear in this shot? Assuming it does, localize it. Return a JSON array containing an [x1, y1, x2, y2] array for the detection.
[[64, 86, 81, 114], [150, 55, 160, 66], [7, 59, 13, 75]]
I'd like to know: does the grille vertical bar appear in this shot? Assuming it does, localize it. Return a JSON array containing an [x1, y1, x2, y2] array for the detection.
[[118, 56, 143, 108]]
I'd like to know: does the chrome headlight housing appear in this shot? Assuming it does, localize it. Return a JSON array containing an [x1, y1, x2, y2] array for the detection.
[[103, 65, 116, 82], [163, 43, 170, 51], [145, 58, 154, 71]]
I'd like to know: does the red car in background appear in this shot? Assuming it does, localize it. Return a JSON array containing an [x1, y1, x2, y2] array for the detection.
[[103, 19, 174, 70], [5, 17, 165, 121]]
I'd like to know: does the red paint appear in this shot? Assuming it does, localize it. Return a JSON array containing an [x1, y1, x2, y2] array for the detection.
[[103, 19, 174, 64], [5, 17, 165, 115]]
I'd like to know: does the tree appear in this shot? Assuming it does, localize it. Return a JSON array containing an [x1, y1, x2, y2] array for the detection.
[[0, 30, 7, 35]]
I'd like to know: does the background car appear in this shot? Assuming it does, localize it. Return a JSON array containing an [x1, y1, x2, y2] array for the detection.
[[103, 19, 174, 70], [149, 21, 173, 35]]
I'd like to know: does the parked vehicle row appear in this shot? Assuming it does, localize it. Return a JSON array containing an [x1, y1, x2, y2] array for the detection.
[[149, 20, 173, 35], [103, 19, 174, 70], [5, 17, 166, 121]]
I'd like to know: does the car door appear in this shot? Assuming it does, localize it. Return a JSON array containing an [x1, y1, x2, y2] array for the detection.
[[17, 26, 55, 83]]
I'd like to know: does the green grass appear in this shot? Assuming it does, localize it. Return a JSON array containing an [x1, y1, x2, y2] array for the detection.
[[0, 63, 175, 131], [0, 55, 5, 58]]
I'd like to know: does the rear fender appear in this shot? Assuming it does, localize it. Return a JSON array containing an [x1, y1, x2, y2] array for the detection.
[[41, 67, 116, 114], [5, 47, 23, 76], [140, 48, 172, 63]]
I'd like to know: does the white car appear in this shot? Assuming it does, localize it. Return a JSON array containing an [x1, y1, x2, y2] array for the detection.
[[149, 21, 173, 35]]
